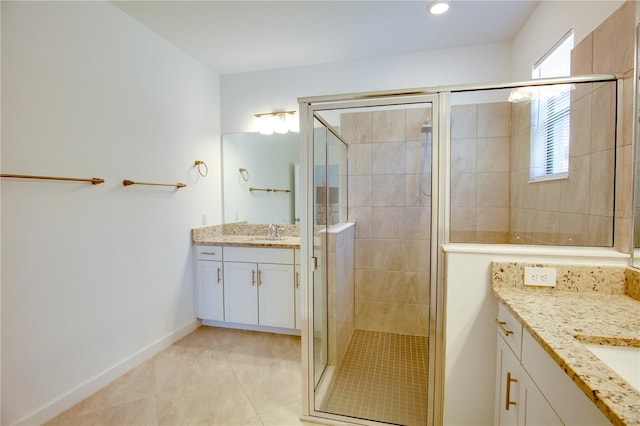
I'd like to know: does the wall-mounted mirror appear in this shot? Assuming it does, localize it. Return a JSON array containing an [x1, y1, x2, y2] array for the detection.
[[222, 132, 300, 224]]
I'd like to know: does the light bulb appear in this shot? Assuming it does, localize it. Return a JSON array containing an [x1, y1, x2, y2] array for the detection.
[[428, 1, 449, 15]]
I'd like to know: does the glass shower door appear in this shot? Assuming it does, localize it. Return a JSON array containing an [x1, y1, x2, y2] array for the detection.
[[312, 121, 328, 389]]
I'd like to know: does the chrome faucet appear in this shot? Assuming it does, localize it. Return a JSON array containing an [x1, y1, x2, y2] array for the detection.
[[267, 224, 281, 239]]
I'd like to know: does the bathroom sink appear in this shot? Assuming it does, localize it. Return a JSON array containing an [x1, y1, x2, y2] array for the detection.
[[581, 342, 640, 392]]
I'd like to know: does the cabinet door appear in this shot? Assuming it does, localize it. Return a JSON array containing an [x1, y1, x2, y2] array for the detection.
[[224, 262, 258, 325], [196, 260, 224, 321], [258, 263, 294, 328], [519, 369, 562, 426], [496, 334, 520, 426]]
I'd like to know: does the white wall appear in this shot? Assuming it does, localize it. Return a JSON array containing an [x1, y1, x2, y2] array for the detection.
[[511, 0, 625, 79], [221, 43, 512, 133], [1, 2, 220, 424]]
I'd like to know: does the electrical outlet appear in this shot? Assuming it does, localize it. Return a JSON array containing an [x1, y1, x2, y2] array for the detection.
[[524, 267, 556, 287], [202, 214, 207, 225]]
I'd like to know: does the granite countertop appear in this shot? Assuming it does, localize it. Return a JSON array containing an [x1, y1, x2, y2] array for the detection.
[[193, 234, 300, 249], [492, 263, 640, 426], [191, 223, 300, 249]]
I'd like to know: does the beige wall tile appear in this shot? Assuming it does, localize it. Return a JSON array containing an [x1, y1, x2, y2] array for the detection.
[[592, 0, 635, 75], [621, 69, 635, 147], [535, 179, 562, 212], [371, 239, 406, 271], [349, 143, 372, 175], [614, 217, 631, 253], [372, 109, 406, 142], [570, 93, 592, 157], [572, 33, 593, 76], [477, 172, 510, 207], [352, 175, 372, 207], [477, 207, 509, 233], [450, 207, 477, 233], [589, 148, 615, 216], [451, 138, 477, 173], [405, 206, 431, 240], [511, 100, 531, 132], [341, 112, 372, 144], [478, 102, 511, 138], [615, 145, 633, 219], [510, 126, 531, 172], [371, 175, 405, 206], [372, 207, 406, 238], [451, 104, 477, 139], [536, 210, 560, 240], [350, 206, 372, 238], [450, 173, 476, 207], [405, 174, 431, 206], [477, 137, 510, 172], [559, 213, 590, 245], [560, 155, 591, 214], [405, 139, 431, 175], [589, 215, 614, 246], [372, 142, 406, 174], [590, 82, 616, 153], [406, 106, 432, 141]]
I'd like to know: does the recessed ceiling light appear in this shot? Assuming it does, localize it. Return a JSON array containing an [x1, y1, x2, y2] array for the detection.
[[428, 1, 450, 15]]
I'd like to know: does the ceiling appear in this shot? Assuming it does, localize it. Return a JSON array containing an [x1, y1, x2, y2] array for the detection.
[[113, 0, 539, 75]]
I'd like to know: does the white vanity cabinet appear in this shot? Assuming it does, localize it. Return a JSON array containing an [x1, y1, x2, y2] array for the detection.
[[495, 301, 608, 426], [223, 246, 295, 329], [194, 245, 224, 321]]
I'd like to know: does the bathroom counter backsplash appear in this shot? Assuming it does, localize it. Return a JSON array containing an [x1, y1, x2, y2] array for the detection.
[[492, 261, 640, 426], [192, 223, 300, 249]]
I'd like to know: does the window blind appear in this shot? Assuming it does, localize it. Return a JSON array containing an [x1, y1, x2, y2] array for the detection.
[[530, 30, 574, 181]]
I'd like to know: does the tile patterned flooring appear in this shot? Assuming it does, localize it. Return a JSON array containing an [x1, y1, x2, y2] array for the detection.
[[319, 330, 428, 426], [44, 326, 306, 426]]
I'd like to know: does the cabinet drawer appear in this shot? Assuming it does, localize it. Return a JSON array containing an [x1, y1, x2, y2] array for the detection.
[[224, 246, 294, 264], [497, 302, 523, 357], [196, 245, 222, 261]]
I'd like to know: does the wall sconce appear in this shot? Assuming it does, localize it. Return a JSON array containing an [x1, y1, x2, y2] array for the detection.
[[254, 110, 298, 135]]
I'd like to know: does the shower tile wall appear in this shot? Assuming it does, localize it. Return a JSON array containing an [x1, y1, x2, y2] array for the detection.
[[342, 108, 431, 336], [451, 0, 635, 249], [326, 223, 355, 367], [450, 102, 511, 243], [510, 0, 634, 247]]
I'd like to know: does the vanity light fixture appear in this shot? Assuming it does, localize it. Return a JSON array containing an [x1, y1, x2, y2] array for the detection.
[[254, 110, 298, 135], [427, 0, 449, 15]]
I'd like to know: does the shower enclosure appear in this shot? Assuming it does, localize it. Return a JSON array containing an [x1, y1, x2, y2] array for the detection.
[[298, 73, 619, 426], [299, 95, 444, 426]]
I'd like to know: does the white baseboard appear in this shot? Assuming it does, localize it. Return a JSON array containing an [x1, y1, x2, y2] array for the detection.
[[14, 319, 201, 426]]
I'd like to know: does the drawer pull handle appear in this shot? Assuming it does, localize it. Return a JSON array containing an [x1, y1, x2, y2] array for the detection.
[[295, 271, 300, 288], [200, 252, 217, 256], [505, 371, 518, 411], [252, 270, 256, 286], [496, 319, 514, 336], [217, 267, 221, 283], [258, 269, 262, 286]]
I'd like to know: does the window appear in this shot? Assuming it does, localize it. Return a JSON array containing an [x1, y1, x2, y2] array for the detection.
[[530, 30, 574, 181]]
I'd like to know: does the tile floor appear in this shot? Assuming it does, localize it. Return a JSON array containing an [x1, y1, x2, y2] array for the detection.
[[44, 326, 307, 426], [319, 330, 428, 426]]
